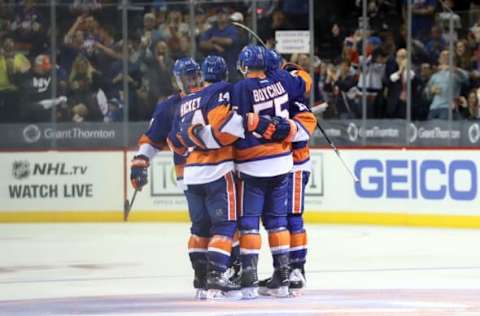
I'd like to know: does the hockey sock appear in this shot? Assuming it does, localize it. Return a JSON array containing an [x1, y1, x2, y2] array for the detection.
[[207, 235, 232, 272], [239, 232, 261, 268], [289, 230, 307, 270], [268, 228, 290, 268], [188, 234, 209, 269], [229, 230, 240, 267]]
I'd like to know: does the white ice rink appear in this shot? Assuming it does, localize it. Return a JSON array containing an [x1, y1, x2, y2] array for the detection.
[[1, 223, 480, 315]]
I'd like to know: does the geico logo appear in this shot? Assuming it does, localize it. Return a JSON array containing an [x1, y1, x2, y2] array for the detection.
[[354, 159, 477, 201]]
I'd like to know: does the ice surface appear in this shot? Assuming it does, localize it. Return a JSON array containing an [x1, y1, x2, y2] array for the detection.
[[1, 223, 480, 315]]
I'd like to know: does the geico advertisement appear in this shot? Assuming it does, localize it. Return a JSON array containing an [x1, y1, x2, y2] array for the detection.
[[127, 151, 325, 212], [316, 149, 480, 215], [0, 152, 123, 211]]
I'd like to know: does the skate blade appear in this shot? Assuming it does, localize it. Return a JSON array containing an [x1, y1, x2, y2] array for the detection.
[[195, 289, 208, 300], [241, 287, 259, 299], [289, 288, 303, 297], [267, 286, 289, 298], [258, 286, 271, 296], [206, 289, 242, 300]]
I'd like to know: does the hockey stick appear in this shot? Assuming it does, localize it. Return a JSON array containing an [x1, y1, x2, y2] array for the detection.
[[232, 22, 267, 47], [123, 189, 138, 221], [232, 22, 359, 182]]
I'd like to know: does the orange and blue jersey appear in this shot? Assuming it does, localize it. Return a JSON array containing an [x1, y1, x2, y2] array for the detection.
[[231, 71, 316, 177], [136, 93, 186, 182], [268, 68, 317, 172], [169, 81, 239, 185]]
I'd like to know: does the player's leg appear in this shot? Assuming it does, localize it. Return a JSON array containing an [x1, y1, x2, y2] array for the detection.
[[184, 186, 210, 300], [227, 230, 241, 282], [237, 173, 264, 299], [287, 170, 310, 295], [260, 173, 291, 298], [204, 172, 241, 298]]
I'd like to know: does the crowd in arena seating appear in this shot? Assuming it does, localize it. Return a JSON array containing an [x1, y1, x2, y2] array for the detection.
[[1, 0, 479, 123], [317, 0, 480, 120]]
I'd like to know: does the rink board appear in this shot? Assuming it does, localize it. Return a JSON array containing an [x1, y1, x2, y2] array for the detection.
[[0, 149, 479, 227]]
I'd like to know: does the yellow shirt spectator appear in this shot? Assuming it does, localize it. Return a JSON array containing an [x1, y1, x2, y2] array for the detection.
[[0, 53, 31, 91]]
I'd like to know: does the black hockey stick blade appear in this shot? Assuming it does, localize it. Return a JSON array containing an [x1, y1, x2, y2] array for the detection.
[[123, 189, 138, 222]]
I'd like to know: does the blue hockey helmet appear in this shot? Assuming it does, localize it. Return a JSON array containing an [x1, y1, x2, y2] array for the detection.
[[201, 55, 228, 83], [237, 44, 266, 75], [172, 57, 202, 93], [265, 49, 282, 72]]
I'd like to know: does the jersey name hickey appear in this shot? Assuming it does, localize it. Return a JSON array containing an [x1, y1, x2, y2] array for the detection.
[[252, 82, 286, 103], [180, 97, 201, 117]]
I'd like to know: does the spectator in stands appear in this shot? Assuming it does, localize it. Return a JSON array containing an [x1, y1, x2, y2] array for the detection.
[[282, 0, 308, 29], [20, 54, 68, 122], [158, 9, 190, 60], [408, 0, 437, 43], [323, 59, 357, 119], [455, 39, 472, 71], [0, 37, 30, 122], [355, 46, 388, 118], [8, 0, 46, 56], [138, 40, 174, 115], [425, 50, 469, 119], [258, 9, 293, 48], [385, 48, 417, 119], [456, 89, 480, 120], [415, 62, 433, 120], [425, 25, 447, 64], [138, 12, 162, 52], [67, 54, 101, 118], [199, 7, 241, 81]]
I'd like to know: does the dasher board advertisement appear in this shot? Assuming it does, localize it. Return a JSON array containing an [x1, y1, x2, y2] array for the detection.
[[0, 152, 123, 211]]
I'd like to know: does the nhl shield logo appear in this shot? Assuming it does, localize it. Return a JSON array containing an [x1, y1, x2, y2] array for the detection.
[[12, 161, 30, 180]]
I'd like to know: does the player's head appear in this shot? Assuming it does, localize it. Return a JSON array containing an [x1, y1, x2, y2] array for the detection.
[[237, 44, 266, 76], [173, 57, 202, 94], [265, 49, 282, 73], [201, 55, 228, 83]]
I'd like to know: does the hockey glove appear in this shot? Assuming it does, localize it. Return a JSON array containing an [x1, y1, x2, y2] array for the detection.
[[245, 113, 277, 140], [269, 116, 298, 142], [130, 155, 149, 190], [178, 123, 206, 150]]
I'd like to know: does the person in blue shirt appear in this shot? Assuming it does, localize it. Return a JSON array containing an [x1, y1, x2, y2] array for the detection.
[[199, 7, 241, 82]]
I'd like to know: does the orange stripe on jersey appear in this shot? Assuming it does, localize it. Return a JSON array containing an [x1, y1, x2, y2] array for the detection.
[[268, 230, 290, 248], [138, 134, 166, 149], [187, 146, 233, 166], [207, 104, 230, 128], [188, 235, 209, 250], [208, 235, 233, 254], [293, 111, 317, 136], [225, 172, 237, 221], [297, 69, 313, 96], [293, 146, 310, 164], [208, 105, 239, 146], [240, 233, 261, 250], [290, 231, 307, 248], [293, 171, 303, 214], [235, 142, 291, 162]]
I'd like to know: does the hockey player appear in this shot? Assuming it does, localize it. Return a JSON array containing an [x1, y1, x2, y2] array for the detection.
[[258, 49, 317, 296], [130, 58, 207, 299], [231, 45, 313, 298], [166, 56, 243, 299]]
